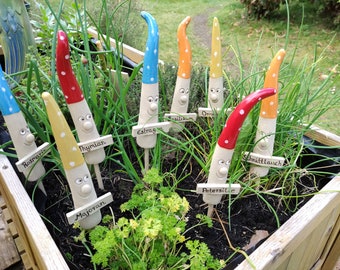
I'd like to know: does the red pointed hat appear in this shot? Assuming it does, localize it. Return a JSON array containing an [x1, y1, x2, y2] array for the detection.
[[56, 30, 84, 104]]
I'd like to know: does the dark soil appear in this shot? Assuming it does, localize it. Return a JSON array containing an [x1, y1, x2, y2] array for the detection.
[[34, 140, 339, 270]]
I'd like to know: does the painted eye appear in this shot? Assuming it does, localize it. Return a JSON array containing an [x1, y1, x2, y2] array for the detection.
[[216, 88, 220, 93], [185, 89, 189, 94], [147, 96, 154, 102], [86, 114, 92, 120], [75, 178, 83, 184], [154, 96, 159, 102], [210, 88, 215, 93], [20, 129, 26, 135], [218, 159, 225, 165], [79, 116, 85, 121], [179, 88, 185, 94], [83, 175, 90, 182]]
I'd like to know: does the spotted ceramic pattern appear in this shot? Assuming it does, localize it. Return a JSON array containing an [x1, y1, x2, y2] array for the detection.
[[56, 30, 84, 104], [0, 66, 20, 115], [141, 11, 159, 84], [42, 92, 84, 170], [260, 49, 286, 118], [209, 17, 222, 78], [218, 88, 276, 149], [177, 16, 191, 79]]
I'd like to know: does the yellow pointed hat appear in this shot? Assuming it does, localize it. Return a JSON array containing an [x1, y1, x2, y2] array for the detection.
[[42, 92, 84, 170], [209, 17, 222, 78]]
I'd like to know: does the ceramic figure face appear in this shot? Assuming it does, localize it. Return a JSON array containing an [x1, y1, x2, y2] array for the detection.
[[215, 158, 231, 179], [138, 83, 159, 124], [18, 125, 34, 146], [177, 87, 189, 106], [209, 87, 222, 104], [67, 100, 100, 142], [4, 113, 36, 152], [65, 164, 95, 201], [146, 95, 159, 115]]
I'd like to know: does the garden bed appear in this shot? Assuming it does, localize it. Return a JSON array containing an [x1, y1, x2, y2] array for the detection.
[[0, 153, 69, 270], [0, 127, 339, 270]]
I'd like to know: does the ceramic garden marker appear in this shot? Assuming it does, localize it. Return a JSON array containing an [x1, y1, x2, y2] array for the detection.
[[42, 92, 112, 229], [164, 16, 197, 131], [0, 66, 48, 194], [197, 88, 277, 217], [132, 11, 170, 171], [244, 49, 286, 177], [56, 30, 113, 190], [198, 17, 224, 117], [0, 0, 36, 87]]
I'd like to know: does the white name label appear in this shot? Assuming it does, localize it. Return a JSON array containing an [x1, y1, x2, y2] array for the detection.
[[78, 135, 113, 153], [164, 113, 197, 122], [66, 192, 113, 224], [243, 152, 285, 168], [198, 107, 216, 117], [132, 122, 171, 137], [196, 183, 241, 195], [16, 142, 50, 172]]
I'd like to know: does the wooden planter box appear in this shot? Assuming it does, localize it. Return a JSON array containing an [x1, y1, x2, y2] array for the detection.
[[0, 153, 69, 270], [235, 126, 340, 270], [0, 126, 339, 270]]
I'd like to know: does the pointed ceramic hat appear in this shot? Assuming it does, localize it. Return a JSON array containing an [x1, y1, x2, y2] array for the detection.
[[56, 30, 84, 104], [218, 88, 276, 149], [42, 92, 84, 170], [209, 17, 222, 78], [260, 49, 286, 119], [141, 11, 159, 84], [177, 16, 191, 79], [0, 66, 20, 115]]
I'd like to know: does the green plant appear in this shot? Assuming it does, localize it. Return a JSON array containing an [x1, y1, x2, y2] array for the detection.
[[86, 168, 224, 269], [2, 0, 338, 267], [315, 0, 340, 27], [6, 0, 336, 214], [240, 0, 340, 27], [240, 0, 282, 19]]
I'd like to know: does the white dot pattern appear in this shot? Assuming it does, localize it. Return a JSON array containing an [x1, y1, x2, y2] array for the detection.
[[210, 18, 222, 78], [42, 92, 84, 170]]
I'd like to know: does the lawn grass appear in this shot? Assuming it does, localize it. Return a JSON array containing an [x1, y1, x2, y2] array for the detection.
[[30, 0, 339, 133]]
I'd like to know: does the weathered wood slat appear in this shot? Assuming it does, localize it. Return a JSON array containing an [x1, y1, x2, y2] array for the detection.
[[318, 215, 340, 269], [0, 154, 69, 270], [321, 231, 340, 270], [305, 125, 340, 146], [0, 196, 21, 269], [234, 175, 340, 270], [87, 27, 145, 64]]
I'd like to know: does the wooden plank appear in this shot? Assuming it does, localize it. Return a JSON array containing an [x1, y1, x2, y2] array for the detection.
[[318, 215, 340, 270], [234, 175, 340, 270], [305, 125, 340, 146], [0, 154, 69, 270], [0, 196, 21, 269], [311, 210, 340, 270], [296, 214, 334, 269], [14, 236, 26, 255], [286, 237, 309, 269], [88, 27, 145, 64], [322, 234, 340, 270]]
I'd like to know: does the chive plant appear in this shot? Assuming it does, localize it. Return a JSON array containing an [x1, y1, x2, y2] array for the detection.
[[5, 0, 338, 234]]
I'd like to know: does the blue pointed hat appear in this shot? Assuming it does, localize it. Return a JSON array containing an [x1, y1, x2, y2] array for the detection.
[[141, 11, 159, 84], [0, 66, 20, 115]]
